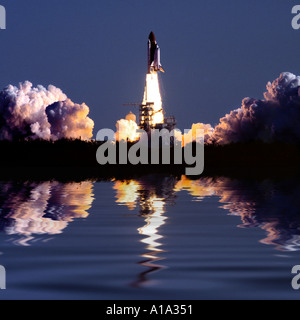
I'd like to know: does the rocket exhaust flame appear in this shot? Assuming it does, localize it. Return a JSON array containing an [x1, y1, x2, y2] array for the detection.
[[142, 73, 164, 126]]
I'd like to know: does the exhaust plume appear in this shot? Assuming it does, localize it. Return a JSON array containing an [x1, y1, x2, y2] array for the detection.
[[142, 73, 164, 125], [211, 72, 300, 145], [181, 123, 214, 146], [0, 81, 94, 141], [116, 113, 140, 142], [117, 72, 300, 147]]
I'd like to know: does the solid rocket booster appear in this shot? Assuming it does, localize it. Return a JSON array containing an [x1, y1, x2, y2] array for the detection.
[[148, 32, 165, 74]]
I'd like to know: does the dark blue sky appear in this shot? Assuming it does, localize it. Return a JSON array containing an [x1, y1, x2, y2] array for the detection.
[[1, 0, 300, 131]]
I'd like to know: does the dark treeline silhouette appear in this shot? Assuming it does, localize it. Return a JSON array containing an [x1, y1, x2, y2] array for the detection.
[[0, 138, 299, 181]]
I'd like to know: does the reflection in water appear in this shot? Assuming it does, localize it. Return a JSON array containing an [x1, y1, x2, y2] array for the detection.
[[114, 174, 300, 286], [175, 176, 300, 252], [0, 173, 299, 290], [114, 175, 176, 287], [0, 181, 94, 246], [174, 176, 216, 200]]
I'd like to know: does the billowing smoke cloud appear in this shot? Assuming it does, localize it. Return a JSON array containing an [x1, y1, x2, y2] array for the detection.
[[46, 99, 94, 140], [181, 123, 214, 145], [211, 72, 300, 145], [0, 81, 94, 140], [116, 112, 140, 142]]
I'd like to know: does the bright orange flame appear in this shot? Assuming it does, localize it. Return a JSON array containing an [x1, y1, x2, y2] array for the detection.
[[142, 73, 164, 125]]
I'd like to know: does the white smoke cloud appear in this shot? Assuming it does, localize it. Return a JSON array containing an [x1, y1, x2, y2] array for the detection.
[[181, 123, 214, 145], [116, 112, 140, 142], [0, 81, 94, 141], [210, 72, 300, 145], [46, 99, 94, 140]]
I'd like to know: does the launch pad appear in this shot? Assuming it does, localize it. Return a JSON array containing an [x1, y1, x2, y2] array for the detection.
[[139, 102, 176, 132]]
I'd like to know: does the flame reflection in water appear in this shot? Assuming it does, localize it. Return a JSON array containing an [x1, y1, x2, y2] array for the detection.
[[113, 176, 176, 286]]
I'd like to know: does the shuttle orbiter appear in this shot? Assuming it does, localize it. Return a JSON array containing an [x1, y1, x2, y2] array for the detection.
[[148, 32, 165, 74]]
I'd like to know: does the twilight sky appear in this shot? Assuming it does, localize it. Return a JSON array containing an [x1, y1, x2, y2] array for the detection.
[[1, 0, 300, 132]]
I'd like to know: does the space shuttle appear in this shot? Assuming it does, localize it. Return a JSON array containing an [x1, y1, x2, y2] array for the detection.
[[148, 32, 165, 74]]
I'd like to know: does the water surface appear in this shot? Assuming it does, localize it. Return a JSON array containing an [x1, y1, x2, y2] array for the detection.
[[0, 174, 299, 299]]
